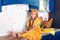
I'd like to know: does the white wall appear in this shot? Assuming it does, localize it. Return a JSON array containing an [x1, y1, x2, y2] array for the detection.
[[0, 4, 29, 36], [38, 11, 49, 21]]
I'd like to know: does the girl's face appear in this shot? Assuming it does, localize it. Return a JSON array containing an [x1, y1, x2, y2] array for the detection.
[[31, 12, 37, 19]]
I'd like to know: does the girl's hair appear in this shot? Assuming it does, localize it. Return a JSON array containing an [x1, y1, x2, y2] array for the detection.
[[31, 9, 38, 15], [28, 9, 38, 29]]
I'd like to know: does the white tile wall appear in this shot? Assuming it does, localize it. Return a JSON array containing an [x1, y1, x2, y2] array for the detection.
[[0, 4, 29, 36]]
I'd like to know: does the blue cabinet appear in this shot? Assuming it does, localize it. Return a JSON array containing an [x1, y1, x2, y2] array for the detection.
[[3, 0, 28, 5], [3, 0, 39, 7], [27, 0, 39, 7], [0, 0, 2, 12], [49, 0, 55, 12]]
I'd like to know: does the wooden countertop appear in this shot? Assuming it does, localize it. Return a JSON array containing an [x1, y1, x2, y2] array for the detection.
[[0, 28, 60, 40]]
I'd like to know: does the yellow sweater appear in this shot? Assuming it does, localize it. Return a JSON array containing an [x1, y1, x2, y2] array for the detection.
[[18, 17, 42, 40]]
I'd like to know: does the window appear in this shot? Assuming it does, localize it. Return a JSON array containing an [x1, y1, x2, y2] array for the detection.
[[39, 0, 50, 12]]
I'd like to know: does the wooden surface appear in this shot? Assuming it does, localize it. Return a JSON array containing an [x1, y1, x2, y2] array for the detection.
[[0, 35, 28, 40], [0, 28, 60, 40]]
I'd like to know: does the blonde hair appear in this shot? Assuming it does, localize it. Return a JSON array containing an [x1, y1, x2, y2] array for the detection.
[[31, 9, 38, 18], [27, 9, 38, 30], [31, 9, 38, 15]]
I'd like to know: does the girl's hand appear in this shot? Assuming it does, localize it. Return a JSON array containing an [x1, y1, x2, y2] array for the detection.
[[18, 34, 23, 38], [23, 30, 27, 33], [10, 31, 16, 37]]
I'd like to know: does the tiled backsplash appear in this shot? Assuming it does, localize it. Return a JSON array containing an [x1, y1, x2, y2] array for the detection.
[[0, 4, 29, 36]]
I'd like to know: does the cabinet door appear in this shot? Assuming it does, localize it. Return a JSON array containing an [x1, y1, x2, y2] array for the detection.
[[3, 0, 28, 5], [49, 0, 55, 12], [28, 0, 39, 7], [0, 0, 2, 12]]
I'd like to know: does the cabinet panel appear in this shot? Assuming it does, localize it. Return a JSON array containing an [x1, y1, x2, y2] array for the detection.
[[49, 0, 55, 12], [3, 0, 28, 5], [28, 0, 39, 7], [0, 0, 2, 12]]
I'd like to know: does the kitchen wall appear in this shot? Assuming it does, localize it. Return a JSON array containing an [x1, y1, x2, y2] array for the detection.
[[0, 4, 29, 36]]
